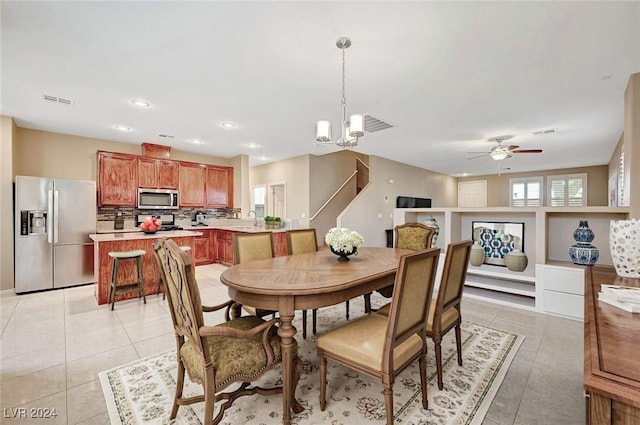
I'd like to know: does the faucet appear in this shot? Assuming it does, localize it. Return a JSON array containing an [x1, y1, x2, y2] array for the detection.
[[248, 210, 257, 227]]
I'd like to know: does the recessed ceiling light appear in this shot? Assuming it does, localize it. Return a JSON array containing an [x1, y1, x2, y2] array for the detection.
[[246, 143, 261, 149], [113, 125, 131, 132], [220, 122, 237, 129], [258, 156, 268, 161], [189, 138, 204, 144], [130, 99, 151, 108]]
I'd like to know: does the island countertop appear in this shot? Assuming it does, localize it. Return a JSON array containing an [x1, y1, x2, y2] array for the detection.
[[89, 230, 202, 242]]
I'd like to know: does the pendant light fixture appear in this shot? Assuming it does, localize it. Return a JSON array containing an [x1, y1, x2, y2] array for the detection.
[[315, 37, 364, 149]]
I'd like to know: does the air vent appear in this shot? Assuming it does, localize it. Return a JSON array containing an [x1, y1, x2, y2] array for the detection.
[[157, 134, 175, 139], [364, 114, 395, 133], [532, 128, 557, 136], [42, 94, 73, 106]]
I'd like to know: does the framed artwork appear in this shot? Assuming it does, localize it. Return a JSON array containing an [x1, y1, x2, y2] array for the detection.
[[472, 221, 525, 267]]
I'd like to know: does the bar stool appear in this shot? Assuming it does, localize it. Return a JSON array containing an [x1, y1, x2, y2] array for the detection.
[[157, 246, 191, 300], [108, 249, 147, 310]]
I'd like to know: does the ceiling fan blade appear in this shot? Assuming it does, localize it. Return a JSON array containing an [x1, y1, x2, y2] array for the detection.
[[467, 153, 490, 160], [506, 145, 520, 151], [512, 149, 543, 153]]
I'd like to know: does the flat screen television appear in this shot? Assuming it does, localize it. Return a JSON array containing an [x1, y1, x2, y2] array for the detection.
[[396, 196, 432, 208]]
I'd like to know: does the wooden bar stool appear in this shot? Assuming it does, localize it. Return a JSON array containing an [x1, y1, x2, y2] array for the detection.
[[108, 249, 147, 310], [157, 246, 191, 300]]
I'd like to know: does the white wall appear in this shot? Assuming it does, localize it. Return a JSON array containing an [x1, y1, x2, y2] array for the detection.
[[339, 155, 458, 247]]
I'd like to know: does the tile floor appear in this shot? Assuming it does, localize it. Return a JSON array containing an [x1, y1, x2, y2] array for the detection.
[[0, 264, 585, 425]]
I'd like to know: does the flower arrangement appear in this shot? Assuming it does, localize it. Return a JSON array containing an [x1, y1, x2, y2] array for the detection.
[[325, 227, 364, 253]]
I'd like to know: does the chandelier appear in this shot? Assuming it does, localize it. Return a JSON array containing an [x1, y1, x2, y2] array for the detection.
[[315, 37, 364, 149]]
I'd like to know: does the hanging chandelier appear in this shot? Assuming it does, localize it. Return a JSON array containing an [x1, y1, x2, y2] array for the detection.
[[315, 37, 364, 149]]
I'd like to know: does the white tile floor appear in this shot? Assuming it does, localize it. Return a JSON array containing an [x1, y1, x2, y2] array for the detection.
[[0, 264, 585, 424]]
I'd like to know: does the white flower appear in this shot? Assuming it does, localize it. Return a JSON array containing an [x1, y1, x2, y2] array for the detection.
[[325, 228, 364, 253]]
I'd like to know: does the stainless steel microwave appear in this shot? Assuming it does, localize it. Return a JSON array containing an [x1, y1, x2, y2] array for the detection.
[[138, 188, 179, 210]]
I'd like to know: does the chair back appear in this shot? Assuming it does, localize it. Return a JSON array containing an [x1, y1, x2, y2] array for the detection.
[[382, 248, 440, 368], [233, 232, 274, 264], [286, 229, 318, 255], [394, 222, 435, 251], [433, 240, 473, 327], [153, 238, 207, 357]]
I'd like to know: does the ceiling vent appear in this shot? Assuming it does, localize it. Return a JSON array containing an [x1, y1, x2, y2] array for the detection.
[[157, 134, 175, 139], [42, 94, 73, 106], [364, 114, 395, 133], [532, 128, 557, 136]]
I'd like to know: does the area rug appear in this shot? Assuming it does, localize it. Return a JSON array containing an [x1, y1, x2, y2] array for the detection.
[[100, 300, 523, 425]]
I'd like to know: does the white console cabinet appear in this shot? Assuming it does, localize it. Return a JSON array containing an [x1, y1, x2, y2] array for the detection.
[[394, 207, 629, 319]]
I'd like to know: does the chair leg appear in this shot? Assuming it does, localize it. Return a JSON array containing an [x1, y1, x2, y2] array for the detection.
[[136, 256, 146, 304], [364, 293, 371, 313], [203, 367, 215, 425], [319, 350, 327, 411], [312, 309, 317, 335], [345, 300, 350, 320], [434, 336, 444, 390], [109, 259, 118, 310], [302, 310, 308, 339], [455, 322, 463, 366], [383, 384, 394, 425], [419, 353, 429, 409], [171, 359, 186, 419]]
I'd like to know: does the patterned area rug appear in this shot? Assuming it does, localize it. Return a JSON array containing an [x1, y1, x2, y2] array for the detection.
[[100, 300, 523, 425]]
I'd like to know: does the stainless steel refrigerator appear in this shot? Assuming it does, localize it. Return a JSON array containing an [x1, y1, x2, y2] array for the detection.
[[14, 176, 96, 294]]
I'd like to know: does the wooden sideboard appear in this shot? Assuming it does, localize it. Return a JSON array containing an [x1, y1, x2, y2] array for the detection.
[[584, 266, 640, 425]]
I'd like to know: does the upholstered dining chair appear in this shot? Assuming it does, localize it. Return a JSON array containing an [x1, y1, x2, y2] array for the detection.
[[286, 229, 351, 339], [376, 239, 473, 390], [153, 237, 302, 425], [365, 222, 436, 311], [233, 232, 278, 318], [317, 248, 441, 425]]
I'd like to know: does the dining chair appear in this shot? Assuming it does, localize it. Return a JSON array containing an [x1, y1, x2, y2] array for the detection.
[[286, 229, 351, 339], [376, 239, 473, 390], [153, 237, 302, 425], [317, 248, 441, 425], [365, 222, 436, 311], [232, 232, 278, 318]]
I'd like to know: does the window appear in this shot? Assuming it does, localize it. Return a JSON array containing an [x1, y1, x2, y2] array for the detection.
[[510, 177, 543, 207], [547, 173, 587, 207]]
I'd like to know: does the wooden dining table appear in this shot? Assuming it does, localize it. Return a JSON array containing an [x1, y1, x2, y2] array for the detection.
[[219, 246, 411, 425]]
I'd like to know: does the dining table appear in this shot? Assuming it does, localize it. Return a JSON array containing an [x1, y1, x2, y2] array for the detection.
[[219, 246, 411, 425]]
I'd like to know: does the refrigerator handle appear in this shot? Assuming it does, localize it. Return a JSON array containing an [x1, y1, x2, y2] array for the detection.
[[53, 190, 60, 243], [47, 189, 54, 244]]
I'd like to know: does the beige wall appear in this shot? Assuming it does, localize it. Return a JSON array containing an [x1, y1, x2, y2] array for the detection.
[[14, 128, 232, 181], [340, 155, 458, 247], [624, 72, 640, 218], [250, 155, 310, 226], [457, 165, 609, 207], [0, 117, 16, 291]]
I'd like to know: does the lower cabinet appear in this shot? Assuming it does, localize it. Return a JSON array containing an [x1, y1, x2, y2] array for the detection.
[[211, 230, 289, 267], [586, 390, 640, 425], [536, 264, 585, 320], [272, 232, 288, 257], [193, 230, 215, 266]]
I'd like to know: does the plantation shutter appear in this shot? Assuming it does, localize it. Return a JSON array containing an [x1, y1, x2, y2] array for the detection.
[[548, 174, 587, 207], [512, 182, 526, 207], [550, 178, 566, 206], [527, 181, 541, 206]]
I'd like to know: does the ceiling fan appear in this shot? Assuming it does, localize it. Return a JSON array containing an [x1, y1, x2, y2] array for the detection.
[[468, 135, 543, 161]]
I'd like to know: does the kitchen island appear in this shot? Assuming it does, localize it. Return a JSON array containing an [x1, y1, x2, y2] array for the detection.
[[89, 230, 202, 305]]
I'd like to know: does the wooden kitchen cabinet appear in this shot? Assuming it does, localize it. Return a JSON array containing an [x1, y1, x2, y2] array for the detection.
[[272, 232, 288, 257], [179, 162, 206, 207], [98, 151, 138, 206], [138, 157, 179, 189], [193, 229, 214, 266], [213, 229, 236, 266], [205, 166, 233, 208]]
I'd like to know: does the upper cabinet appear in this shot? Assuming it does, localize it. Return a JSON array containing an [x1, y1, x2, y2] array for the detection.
[[179, 162, 206, 207], [97, 149, 233, 208], [138, 158, 179, 189], [206, 166, 233, 208], [97, 151, 138, 206]]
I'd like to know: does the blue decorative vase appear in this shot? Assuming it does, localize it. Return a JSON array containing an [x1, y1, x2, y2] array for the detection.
[[568, 220, 599, 265]]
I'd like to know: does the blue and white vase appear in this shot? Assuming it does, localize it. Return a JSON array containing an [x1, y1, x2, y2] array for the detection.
[[568, 220, 599, 265]]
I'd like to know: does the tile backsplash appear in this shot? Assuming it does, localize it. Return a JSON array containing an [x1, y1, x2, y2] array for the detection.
[[97, 207, 241, 223]]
